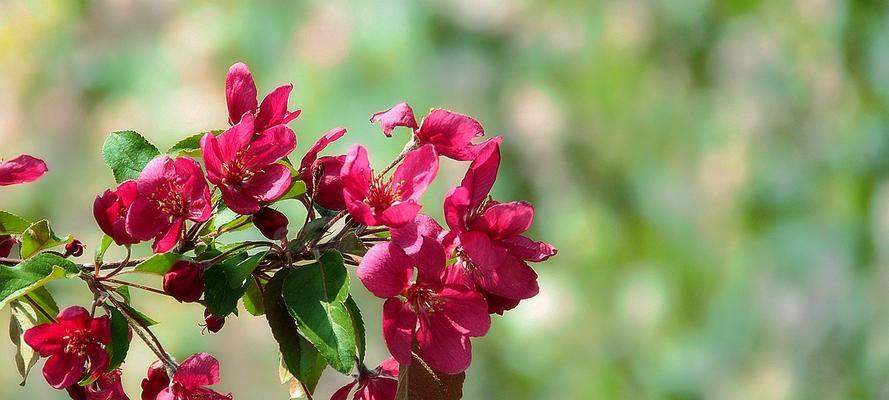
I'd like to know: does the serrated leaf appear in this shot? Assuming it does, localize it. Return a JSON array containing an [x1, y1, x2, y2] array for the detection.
[[204, 253, 250, 318], [282, 250, 355, 373], [344, 296, 366, 363], [94, 234, 113, 266], [9, 300, 50, 386], [0, 254, 78, 310], [0, 211, 31, 235], [167, 129, 223, 157], [133, 253, 185, 275], [119, 302, 158, 327], [242, 277, 265, 316], [20, 220, 72, 259], [105, 307, 130, 372], [227, 251, 267, 289], [395, 351, 465, 400], [266, 269, 327, 392], [102, 130, 161, 183]]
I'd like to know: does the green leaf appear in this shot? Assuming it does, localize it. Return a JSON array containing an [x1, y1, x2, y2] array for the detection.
[[265, 269, 326, 392], [133, 253, 185, 275], [115, 285, 131, 303], [167, 129, 223, 157], [344, 296, 366, 363], [293, 217, 331, 249], [20, 220, 73, 259], [25, 286, 60, 316], [277, 180, 307, 202], [227, 251, 267, 289], [215, 209, 251, 234], [9, 300, 51, 386], [0, 254, 78, 310], [102, 130, 161, 183], [203, 253, 250, 318], [337, 233, 368, 256], [119, 302, 157, 326], [242, 277, 265, 316], [104, 307, 130, 372], [282, 250, 355, 373], [94, 234, 113, 266], [0, 211, 31, 235], [395, 351, 465, 400]]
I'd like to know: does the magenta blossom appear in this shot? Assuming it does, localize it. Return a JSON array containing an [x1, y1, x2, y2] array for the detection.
[[341, 144, 439, 228], [94, 180, 140, 246], [358, 239, 489, 374], [0, 154, 47, 186], [443, 140, 556, 314], [140, 361, 169, 400], [163, 261, 204, 303], [154, 353, 233, 400], [201, 114, 295, 215], [85, 369, 129, 400], [330, 357, 399, 400], [126, 156, 212, 253], [370, 103, 491, 161], [226, 62, 300, 131], [23, 306, 111, 389], [299, 127, 347, 210]]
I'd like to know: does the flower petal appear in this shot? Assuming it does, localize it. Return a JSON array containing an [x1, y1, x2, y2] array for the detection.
[[243, 163, 292, 203], [86, 346, 110, 381], [460, 231, 539, 300], [298, 127, 347, 178], [175, 353, 221, 389], [499, 235, 557, 262], [125, 197, 168, 241], [378, 201, 422, 228], [417, 109, 485, 161], [443, 186, 471, 233], [344, 191, 377, 226], [440, 286, 490, 336], [392, 144, 438, 202], [0, 154, 48, 186], [226, 62, 258, 125], [43, 352, 85, 389], [246, 125, 297, 170], [22, 323, 65, 356], [152, 217, 184, 253], [200, 132, 225, 184], [220, 185, 261, 215], [416, 313, 472, 374], [330, 381, 357, 400], [216, 116, 256, 167], [390, 214, 446, 257], [256, 84, 299, 130], [341, 145, 372, 200], [89, 315, 111, 344], [57, 305, 92, 329], [370, 102, 418, 137], [459, 138, 501, 211], [470, 201, 534, 239], [382, 298, 417, 366], [358, 243, 413, 298]]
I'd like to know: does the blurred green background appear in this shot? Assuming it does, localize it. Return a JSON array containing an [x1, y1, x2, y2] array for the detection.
[[3, 0, 889, 399]]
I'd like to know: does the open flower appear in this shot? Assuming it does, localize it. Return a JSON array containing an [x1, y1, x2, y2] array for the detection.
[[0, 154, 48, 186], [226, 62, 301, 131], [201, 114, 295, 215], [153, 353, 233, 400], [330, 357, 399, 400], [358, 240, 489, 374], [85, 369, 129, 400], [299, 127, 347, 210], [126, 156, 212, 253], [23, 306, 111, 389], [341, 144, 438, 227], [94, 180, 140, 246], [443, 140, 557, 314], [370, 103, 490, 161]]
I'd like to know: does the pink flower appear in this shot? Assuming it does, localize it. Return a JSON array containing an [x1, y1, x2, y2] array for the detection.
[[443, 140, 557, 314], [226, 62, 300, 131], [126, 156, 212, 253], [85, 369, 130, 400], [0, 154, 47, 186], [330, 358, 399, 400], [299, 127, 347, 210], [155, 353, 233, 400], [341, 144, 439, 228], [201, 114, 295, 215], [163, 261, 204, 303], [94, 180, 140, 246], [23, 306, 111, 389], [140, 361, 169, 400], [370, 104, 490, 161], [358, 240, 489, 374]]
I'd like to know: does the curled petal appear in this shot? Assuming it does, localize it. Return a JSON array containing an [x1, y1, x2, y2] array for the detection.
[[499, 235, 557, 262], [246, 125, 297, 169], [370, 102, 418, 137], [174, 353, 221, 389], [256, 84, 300, 130], [459, 138, 501, 211], [0, 154, 48, 186], [341, 145, 372, 200], [416, 109, 485, 161], [226, 62, 258, 125], [298, 127, 347, 176], [416, 313, 472, 374], [460, 231, 539, 300], [43, 352, 85, 389], [382, 298, 417, 366], [470, 201, 534, 239], [216, 114, 256, 162], [358, 243, 413, 298], [378, 201, 422, 228]]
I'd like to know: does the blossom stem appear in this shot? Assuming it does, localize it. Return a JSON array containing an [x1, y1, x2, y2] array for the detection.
[[380, 139, 419, 175], [205, 241, 276, 266], [103, 278, 169, 297], [99, 245, 131, 280], [358, 227, 389, 237]]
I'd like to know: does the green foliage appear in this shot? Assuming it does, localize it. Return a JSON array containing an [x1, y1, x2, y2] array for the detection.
[[167, 129, 223, 157], [19, 220, 72, 259], [0, 254, 78, 310], [344, 296, 366, 363], [104, 307, 130, 372], [102, 130, 160, 183], [0, 211, 31, 235], [8, 300, 52, 386], [94, 234, 113, 266], [203, 253, 250, 318], [133, 253, 185, 275]]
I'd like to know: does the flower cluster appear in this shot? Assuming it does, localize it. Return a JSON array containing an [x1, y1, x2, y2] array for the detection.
[[3, 62, 556, 400]]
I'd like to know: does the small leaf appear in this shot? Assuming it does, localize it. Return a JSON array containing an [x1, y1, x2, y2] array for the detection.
[[282, 250, 355, 373], [203, 253, 250, 318], [344, 296, 366, 363], [337, 233, 368, 256], [20, 220, 73, 259], [227, 251, 267, 289], [102, 130, 161, 183], [0, 254, 78, 310], [119, 303, 158, 327], [0, 211, 31, 235], [292, 217, 331, 250], [94, 234, 113, 266], [133, 253, 185, 275], [115, 286, 131, 303], [277, 180, 307, 202], [24, 286, 60, 317], [9, 300, 50, 386], [215, 210, 251, 235], [266, 269, 326, 392], [167, 129, 223, 157], [395, 351, 466, 400], [242, 277, 265, 316], [104, 307, 130, 372]]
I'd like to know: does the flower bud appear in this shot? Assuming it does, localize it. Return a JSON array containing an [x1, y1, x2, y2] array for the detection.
[[140, 360, 170, 400], [0, 235, 17, 258], [253, 207, 289, 240], [162, 261, 204, 303], [64, 240, 84, 257], [203, 309, 225, 333]]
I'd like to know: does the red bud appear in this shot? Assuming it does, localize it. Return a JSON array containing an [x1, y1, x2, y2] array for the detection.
[[0, 235, 17, 258], [162, 261, 204, 303], [253, 207, 289, 240], [64, 239, 84, 257], [203, 309, 225, 333]]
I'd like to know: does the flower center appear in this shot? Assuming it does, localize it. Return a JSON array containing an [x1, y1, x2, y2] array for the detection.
[[404, 283, 444, 314], [63, 329, 95, 356], [365, 174, 404, 212], [150, 179, 188, 216], [222, 149, 255, 186]]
